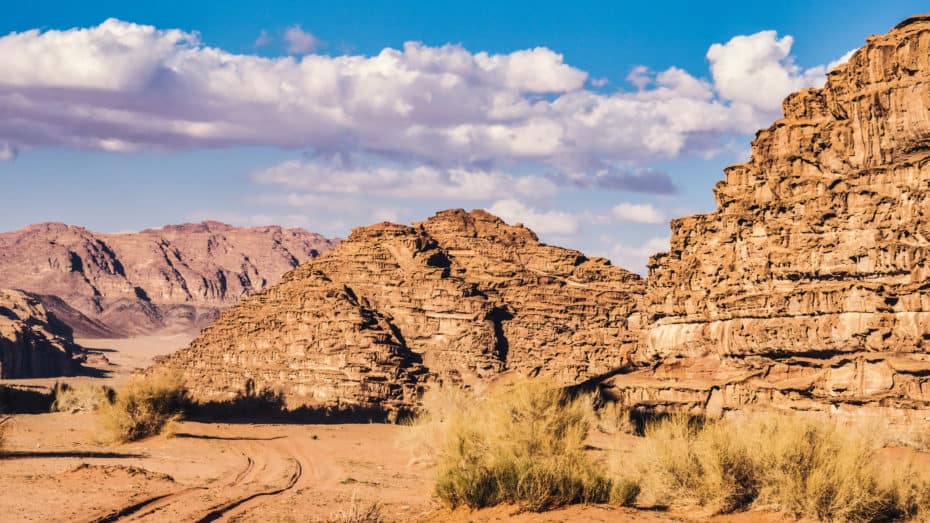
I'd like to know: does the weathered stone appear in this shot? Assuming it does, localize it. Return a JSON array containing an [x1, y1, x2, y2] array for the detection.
[[0, 289, 84, 378], [604, 14, 930, 420], [157, 210, 643, 413]]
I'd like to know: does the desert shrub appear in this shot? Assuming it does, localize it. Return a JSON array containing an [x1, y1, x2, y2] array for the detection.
[[637, 415, 757, 513], [635, 411, 930, 521], [97, 371, 187, 442], [611, 478, 641, 506], [51, 383, 114, 413], [415, 379, 613, 512]]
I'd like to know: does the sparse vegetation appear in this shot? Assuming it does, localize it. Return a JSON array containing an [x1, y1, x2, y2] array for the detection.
[[51, 382, 113, 413], [634, 412, 930, 522], [97, 371, 187, 442], [326, 493, 385, 523], [413, 379, 613, 512]]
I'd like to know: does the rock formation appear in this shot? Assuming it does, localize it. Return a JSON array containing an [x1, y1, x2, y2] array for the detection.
[[0, 221, 338, 337], [157, 210, 643, 413], [0, 289, 84, 378], [159, 15, 930, 420], [604, 14, 930, 421]]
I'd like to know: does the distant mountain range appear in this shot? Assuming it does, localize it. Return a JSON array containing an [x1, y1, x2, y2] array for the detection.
[[0, 221, 339, 338]]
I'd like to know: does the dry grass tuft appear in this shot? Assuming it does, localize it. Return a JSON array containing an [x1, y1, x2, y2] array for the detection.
[[412, 379, 614, 512], [635, 411, 930, 521], [52, 383, 114, 413], [326, 493, 385, 523], [97, 371, 187, 443]]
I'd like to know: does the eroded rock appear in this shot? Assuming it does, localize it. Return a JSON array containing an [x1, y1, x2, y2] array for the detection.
[[157, 210, 643, 413], [604, 14, 930, 421], [0, 288, 84, 378]]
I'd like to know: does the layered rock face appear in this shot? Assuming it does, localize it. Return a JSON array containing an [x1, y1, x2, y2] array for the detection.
[[605, 15, 930, 419], [158, 210, 643, 412], [0, 289, 84, 378], [0, 221, 337, 337]]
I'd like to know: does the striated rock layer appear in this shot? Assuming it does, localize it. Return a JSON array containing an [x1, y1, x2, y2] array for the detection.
[[161, 15, 930, 419], [0, 289, 84, 378], [157, 210, 643, 413], [0, 221, 338, 337], [604, 14, 930, 421]]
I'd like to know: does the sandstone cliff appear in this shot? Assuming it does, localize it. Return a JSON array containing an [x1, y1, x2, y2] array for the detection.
[[157, 210, 643, 413], [0, 221, 338, 337], [0, 289, 84, 378], [158, 15, 930, 420], [604, 14, 930, 421]]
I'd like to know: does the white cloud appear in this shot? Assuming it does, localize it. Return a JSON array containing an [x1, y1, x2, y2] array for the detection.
[[611, 202, 665, 223], [0, 19, 846, 180], [611, 236, 670, 274], [283, 25, 318, 53], [707, 30, 826, 113], [253, 160, 558, 200], [487, 199, 579, 236]]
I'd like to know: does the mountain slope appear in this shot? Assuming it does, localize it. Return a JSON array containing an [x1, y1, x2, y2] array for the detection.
[[0, 221, 338, 337]]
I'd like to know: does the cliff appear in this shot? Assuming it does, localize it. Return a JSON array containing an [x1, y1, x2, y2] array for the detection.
[[604, 14, 930, 420], [0, 289, 84, 378]]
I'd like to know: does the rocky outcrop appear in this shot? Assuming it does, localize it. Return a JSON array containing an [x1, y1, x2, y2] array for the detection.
[[0, 221, 338, 337], [0, 289, 84, 378], [603, 14, 930, 421], [160, 15, 930, 420], [157, 210, 643, 413]]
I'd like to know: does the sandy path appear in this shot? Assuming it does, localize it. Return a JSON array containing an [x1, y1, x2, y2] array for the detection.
[[0, 413, 437, 522], [1, 412, 819, 522]]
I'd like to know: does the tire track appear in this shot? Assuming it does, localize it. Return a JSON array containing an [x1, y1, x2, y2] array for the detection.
[[194, 456, 302, 522], [88, 448, 255, 523]]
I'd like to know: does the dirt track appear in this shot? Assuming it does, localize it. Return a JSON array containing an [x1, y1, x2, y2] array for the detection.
[[0, 413, 436, 522]]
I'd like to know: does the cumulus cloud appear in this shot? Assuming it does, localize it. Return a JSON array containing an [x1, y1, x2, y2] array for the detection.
[[0, 19, 844, 180], [707, 31, 827, 113], [487, 199, 579, 236], [283, 25, 318, 53], [611, 236, 670, 274], [611, 202, 665, 223]]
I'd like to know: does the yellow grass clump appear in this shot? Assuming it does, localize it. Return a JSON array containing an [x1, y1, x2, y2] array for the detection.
[[635, 412, 930, 522], [412, 379, 621, 512], [51, 383, 114, 413], [97, 371, 187, 443], [326, 493, 385, 523]]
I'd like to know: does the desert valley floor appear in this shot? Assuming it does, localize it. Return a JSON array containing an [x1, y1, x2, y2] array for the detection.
[[0, 335, 926, 522]]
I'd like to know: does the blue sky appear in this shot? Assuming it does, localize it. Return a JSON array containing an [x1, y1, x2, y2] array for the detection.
[[0, 1, 927, 272]]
